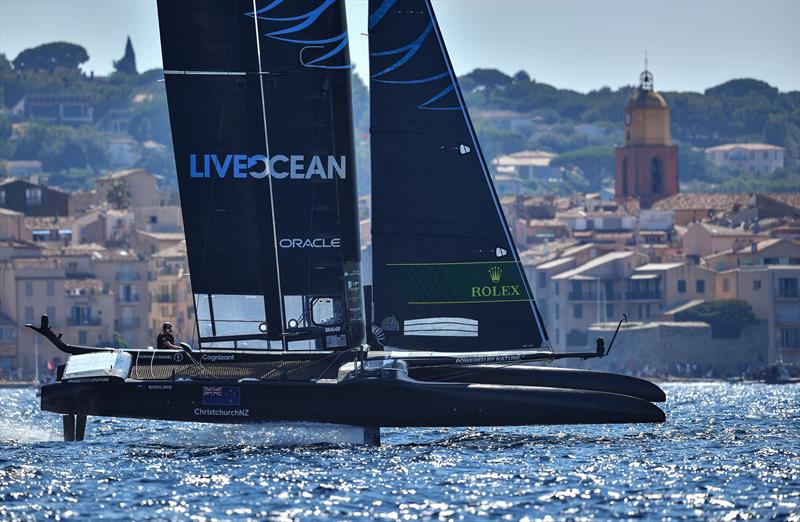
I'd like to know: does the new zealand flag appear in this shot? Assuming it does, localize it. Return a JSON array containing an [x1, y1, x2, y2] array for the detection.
[[202, 386, 241, 406]]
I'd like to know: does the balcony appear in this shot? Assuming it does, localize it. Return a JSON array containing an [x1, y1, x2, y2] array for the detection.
[[568, 291, 598, 301], [626, 290, 663, 300], [115, 317, 141, 330], [153, 294, 178, 303], [67, 317, 102, 327], [118, 295, 140, 304], [116, 273, 141, 281], [777, 289, 799, 300]]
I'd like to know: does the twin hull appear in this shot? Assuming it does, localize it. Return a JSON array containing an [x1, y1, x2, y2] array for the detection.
[[41, 372, 666, 428]]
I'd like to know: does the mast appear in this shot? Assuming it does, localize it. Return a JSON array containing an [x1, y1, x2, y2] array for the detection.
[[157, 0, 364, 351], [368, 0, 549, 353]]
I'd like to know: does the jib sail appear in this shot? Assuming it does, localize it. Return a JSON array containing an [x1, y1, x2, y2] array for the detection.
[[368, 0, 549, 352], [157, 0, 364, 350]]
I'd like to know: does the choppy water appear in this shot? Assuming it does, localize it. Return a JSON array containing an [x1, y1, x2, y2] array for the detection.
[[0, 383, 798, 521]]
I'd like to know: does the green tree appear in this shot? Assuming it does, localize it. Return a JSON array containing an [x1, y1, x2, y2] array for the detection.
[[12, 42, 89, 71], [550, 146, 615, 189], [675, 300, 758, 338], [113, 36, 138, 75], [12, 124, 109, 173], [107, 180, 132, 210]]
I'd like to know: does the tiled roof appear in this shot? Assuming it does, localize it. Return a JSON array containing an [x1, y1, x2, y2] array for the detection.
[[552, 251, 635, 280], [651, 193, 749, 211]]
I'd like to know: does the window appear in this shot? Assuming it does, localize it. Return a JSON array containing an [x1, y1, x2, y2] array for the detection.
[[538, 272, 546, 288], [753, 280, 761, 291], [782, 328, 800, 348], [678, 280, 687, 293], [763, 151, 769, 160], [25, 281, 33, 296], [46, 306, 55, 322], [723, 278, 730, 292], [606, 303, 614, 320], [25, 306, 34, 323], [696, 280, 706, 293], [0, 191, 5, 206], [621, 159, 629, 196], [555, 303, 560, 320], [47, 281, 54, 296], [645, 303, 651, 318], [651, 157, 663, 194], [78, 331, 88, 345], [149, 215, 158, 224], [574, 304, 583, 319], [555, 282, 560, 296], [556, 328, 560, 344], [779, 278, 799, 298], [25, 188, 42, 206]]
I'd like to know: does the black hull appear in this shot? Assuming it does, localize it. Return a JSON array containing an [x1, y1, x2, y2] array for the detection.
[[41, 378, 665, 427], [409, 365, 666, 403]]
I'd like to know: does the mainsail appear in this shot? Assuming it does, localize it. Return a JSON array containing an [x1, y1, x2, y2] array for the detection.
[[368, 0, 549, 352], [157, 0, 364, 350]]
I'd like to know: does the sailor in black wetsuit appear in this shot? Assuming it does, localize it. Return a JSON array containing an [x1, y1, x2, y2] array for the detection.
[[156, 322, 180, 350]]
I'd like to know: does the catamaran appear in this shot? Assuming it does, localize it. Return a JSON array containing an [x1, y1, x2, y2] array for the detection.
[[30, 0, 665, 444]]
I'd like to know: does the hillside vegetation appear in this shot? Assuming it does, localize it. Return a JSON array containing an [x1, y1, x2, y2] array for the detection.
[[1, 43, 797, 196]]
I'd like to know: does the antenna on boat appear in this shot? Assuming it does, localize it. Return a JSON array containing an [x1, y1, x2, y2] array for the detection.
[[604, 313, 628, 357]]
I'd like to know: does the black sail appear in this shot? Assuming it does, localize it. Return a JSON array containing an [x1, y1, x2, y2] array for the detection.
[[157, 0, 364, 350], [368, 0, 549, 352]]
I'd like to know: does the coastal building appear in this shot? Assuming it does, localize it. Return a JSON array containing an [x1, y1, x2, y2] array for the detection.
[[702, 238, 800, 271], [11, 94, 94, 126], [0, 208, 31, 241], [615, 68, 679, 208], [0, 178, 70, 217], [681, 222, 763, 259], [705, 143, 785, 173], [548, 251, 651, 351], [0, 160, 42, 179], [95, 169, 166, 208], [492, 150, 559, 182], [473, 110, 535, 134], [148, 241, 194, 346], [91, 249, 150, 349], [715, 265, 800, 364]]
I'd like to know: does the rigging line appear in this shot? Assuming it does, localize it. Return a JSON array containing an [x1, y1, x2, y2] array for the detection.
[[252, 0, 288, 351], [423, 0, 549, 348]]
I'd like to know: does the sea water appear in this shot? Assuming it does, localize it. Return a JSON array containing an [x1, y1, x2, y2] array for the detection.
[[0, 383, 798, 520]]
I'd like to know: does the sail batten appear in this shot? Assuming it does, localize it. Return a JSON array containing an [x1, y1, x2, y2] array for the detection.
[[368, 0, 549, 353]]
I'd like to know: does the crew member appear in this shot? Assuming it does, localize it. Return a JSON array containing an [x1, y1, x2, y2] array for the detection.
[[156, 322, 180, 350]]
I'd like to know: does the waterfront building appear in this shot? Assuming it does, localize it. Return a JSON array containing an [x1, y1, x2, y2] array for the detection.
[[95, 169, 167, 208], [492, 150, 559, 182], [705, 143, 785, 174], [0, 178, 70, 216], [715, 265, 800, 364], [92, 249, 150, 349], [702, 238, 800, 271], [549, 251, 650, 351], [681, 221, 764, 259], [615, 68, 679, 208], [148, 241, 194, 346], [11, 93, 94, 126]]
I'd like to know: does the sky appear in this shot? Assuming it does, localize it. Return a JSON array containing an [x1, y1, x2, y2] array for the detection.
[[1, 0, 798, 94]]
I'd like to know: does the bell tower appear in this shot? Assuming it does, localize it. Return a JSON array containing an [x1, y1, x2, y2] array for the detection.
[[615, 64, 679, 208]]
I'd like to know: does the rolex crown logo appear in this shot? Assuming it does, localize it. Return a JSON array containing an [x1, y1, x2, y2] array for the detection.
[[488, 266, 503, 283]]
